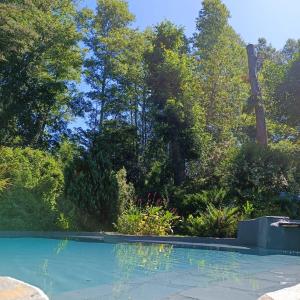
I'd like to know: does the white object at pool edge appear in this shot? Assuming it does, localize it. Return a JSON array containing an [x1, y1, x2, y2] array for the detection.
[[0, 276, 48, 300], [258, 283, 300, 300]]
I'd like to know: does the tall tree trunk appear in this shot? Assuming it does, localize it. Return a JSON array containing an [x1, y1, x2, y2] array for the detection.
[[247, 44, 268, 146]]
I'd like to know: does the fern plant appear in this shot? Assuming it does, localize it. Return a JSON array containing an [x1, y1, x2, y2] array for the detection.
[[186, 204, 240, 237], [205, 204, 239, 237]]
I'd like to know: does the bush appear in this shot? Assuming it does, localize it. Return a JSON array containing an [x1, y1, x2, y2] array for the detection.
[[0, 147, 74, 230], [242, 201, 255, 219], [231, 142, 300, 203], [116, 168, 135, 215], [250, 196, 300, 220], [173, 187, 229, 217], [64, 144, 119, 227], [185, 204, 240, 237], [0, 164, 10, 192], [115, 205, 179, 236]]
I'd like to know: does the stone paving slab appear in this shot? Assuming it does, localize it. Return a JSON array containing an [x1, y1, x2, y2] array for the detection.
[[0, 277, 48, 300]]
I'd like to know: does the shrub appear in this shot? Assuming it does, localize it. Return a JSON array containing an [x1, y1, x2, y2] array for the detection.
[[251, 196, 300, 220], [116, 168, 135, 215], [173, 187, 229, 217], [115, 205, 179, 236], [0, 147, 73, 230], [231, 142, 300, 203], [0, 164, 10, 192], [64, 144, 119, 227], [242, 201, 255, 219], [185, 204, 240, 237]]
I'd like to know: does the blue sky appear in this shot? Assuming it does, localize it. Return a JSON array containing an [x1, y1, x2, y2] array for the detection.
[[80, 0, 300, 49]]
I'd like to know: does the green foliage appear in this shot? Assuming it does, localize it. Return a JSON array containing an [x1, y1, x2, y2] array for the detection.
[[194, 0, 248, 141], [95, 121, 139, 183], [194, 0, 230, 55], [260, 56, 300, 137], [0, 0, 299, 237], [116, 167, 135, 215], [173, 188, 229, 217], [145, 21, 206, 185], [231, 142, 300, 202], [81, 0, 139, 130], [0, 147, 63, 203], [64, 140, 119, 226], [176, 192, 209, 216], [0, 147, 75, 230], [115, 205, 179, 236], [275, 56, 300, 129], [0, 0, 82, 147], [242, 201, 255, 219], [56, 139, 80, 167], [185, 204, 240, 237], [0, 164, 10, 192]]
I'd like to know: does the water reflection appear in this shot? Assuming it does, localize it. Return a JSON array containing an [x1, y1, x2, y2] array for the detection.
[[114, 243, 174, 278], [114, 243, 245, 285]]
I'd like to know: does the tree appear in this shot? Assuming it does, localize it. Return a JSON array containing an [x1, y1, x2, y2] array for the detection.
[[81, 0, 136, 130], [255, 38, 281, 70], [145, 21, 206, 186], [0, 0, 82, 148], [282, 39, 300, 63], [260, 47, 300, 141], [81, 0, 154, 187], [193, 0, 248, 143], [187, 0, 249, 188], [64, 140, 119, 225], [275, 56, 300, 130], [93, 120, 139, 183]]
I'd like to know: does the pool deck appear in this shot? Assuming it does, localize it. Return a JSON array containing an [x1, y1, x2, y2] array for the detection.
[[1, 231, 300, 300]]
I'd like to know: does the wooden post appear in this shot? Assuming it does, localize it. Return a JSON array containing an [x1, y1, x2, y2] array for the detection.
[[246, 44, 268, 146]]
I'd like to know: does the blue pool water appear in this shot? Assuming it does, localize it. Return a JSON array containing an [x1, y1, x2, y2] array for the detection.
[[0, 238, 300, 300]]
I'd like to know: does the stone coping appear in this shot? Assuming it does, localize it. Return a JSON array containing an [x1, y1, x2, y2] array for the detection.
[[0, 231, 251, 250], [0, 231, 238, 244], [0, 231, 299, 255], [258, 284, 300, 300], [0, 277, 48, 300]]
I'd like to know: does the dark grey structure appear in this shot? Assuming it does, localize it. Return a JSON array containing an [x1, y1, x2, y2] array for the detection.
[[237, 216, 300, 251]]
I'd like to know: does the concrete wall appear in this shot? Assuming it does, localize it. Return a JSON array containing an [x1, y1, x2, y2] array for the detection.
[[238, 216, 300, 251]]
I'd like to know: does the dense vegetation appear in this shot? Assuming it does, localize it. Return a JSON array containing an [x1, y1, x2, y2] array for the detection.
[[0, 0, 299, 236]]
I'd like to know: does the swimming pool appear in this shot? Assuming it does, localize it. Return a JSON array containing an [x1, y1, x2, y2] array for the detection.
[[1, 238, 300, 300]]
